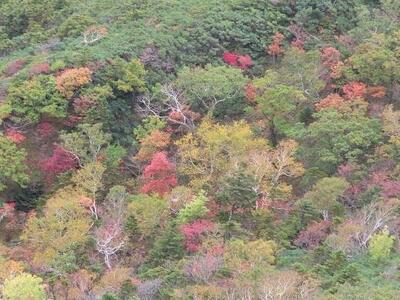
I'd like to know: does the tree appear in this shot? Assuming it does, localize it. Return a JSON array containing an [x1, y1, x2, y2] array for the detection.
[[56, 67, 92, 99], [304, 177, 349, 220], [345, 33, 400, 86], [267, 32, 285, 63], [100, 58, 147, 94], [140, 152, 178, 196], [382, 104, 400, 146], [176, 191, 209, 225], [315, 93, 346, 111], [95, 186, 127, 269], [368, 227, 395, 262], [7, 75, 67, 124], [245, 139, 304, 199], [127, 194, 168, 238], [176, 119, 265, 188], [0, 135, 28, 191], [2, 273, 46, 300], [299, 104, 382, 173], [342, 81, 367, 100], [40, 146, 77, 180], [217, 168, 258, 219], [224, 239, 277, 280], [22, 187, 91, 267], [181, 220, 215, 253], [72, 162, 106, 219], [294, 220, 331, 249], [254, 75, 306, 145], [61, 123, 111, 165], [136, 129, 171, 161], [276, 47, 325, 103], [176, 65, 248, 117], [223, 52, 253, 69]]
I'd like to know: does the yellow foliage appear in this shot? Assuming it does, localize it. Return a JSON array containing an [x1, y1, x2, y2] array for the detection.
[[22, 187, 91, 267], [176, 118, 266, 189]]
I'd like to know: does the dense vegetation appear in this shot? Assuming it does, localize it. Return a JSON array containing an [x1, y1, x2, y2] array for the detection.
[[1, 0, 400, 299]]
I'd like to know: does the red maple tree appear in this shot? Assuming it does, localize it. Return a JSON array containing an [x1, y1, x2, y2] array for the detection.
[[294, 220, 331, 249], [40, 146, 77, 179], [140, 152, 178, 196], [223, 52, 253, 69], [181, 219, 215, 253]]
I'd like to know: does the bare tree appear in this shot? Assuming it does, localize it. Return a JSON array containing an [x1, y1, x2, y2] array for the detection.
[[135, 83, 198, 131], [95, 186, 127, 269], [353, 199, 400, 249]]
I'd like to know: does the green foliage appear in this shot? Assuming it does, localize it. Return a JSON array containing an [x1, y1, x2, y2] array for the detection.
[[2, 273, 46, 300], [176, 191, 209, 225], [216, 168, 258, 217], [176, 65, 248, 117], [368, 228, 395, 262], [299, 107, 382, 174], [100, 58, 147, 94], [104, 144, 127, 168], [294, 0, 359, 34], [7, 75, 67, 124], [61, 123, 111, 164], [148, 221, 185, 266], [133, 116, 166, 141], [345, 32, 400, 85], [0, 135, 28, 191], [304, 177, 349, 219], [128, 194, 168, 237]]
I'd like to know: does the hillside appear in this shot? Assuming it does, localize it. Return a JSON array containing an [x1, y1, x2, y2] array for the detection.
[[1, 0, 400, 299]]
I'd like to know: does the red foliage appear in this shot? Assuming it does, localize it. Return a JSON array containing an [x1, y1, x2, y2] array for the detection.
[[3, 59, 26, 77], [223, 52, 253, 69], [5, 128, 26, 144], [63, 115, 83, 127], [40, 146, 77, 178], [294, 220, 331, 249], [36, 122, 56, 139], [369, 171, 400, 199], [180, 220, 215, 253], [140, 152, 178, 196], [236, 55, 253, 69], [28, 62, 50, 76], [267, 32, 285, 57], [223, 52, 238, 66], [337, 163, 357, 179], [342, 82, 367, 100]]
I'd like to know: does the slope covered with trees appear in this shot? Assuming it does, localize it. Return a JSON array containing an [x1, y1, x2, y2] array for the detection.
[[1, 0, 400, 299]]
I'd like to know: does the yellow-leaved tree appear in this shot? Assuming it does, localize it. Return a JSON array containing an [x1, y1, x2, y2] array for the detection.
[[22, 187, 91, 268]]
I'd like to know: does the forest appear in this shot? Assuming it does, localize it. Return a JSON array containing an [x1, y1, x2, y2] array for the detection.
[[0, 0, 400, 299]]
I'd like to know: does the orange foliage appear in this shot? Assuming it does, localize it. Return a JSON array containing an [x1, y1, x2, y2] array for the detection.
[[315, 93, 345, 111], [245, 83, 257, 103], [342, 81, 367, 100], [136, 129, 171, 161], [5, 128, 26, 144], [56, 67, 92, 98], [367, 86, 386, 99], [267, 32, 285, 57]]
